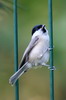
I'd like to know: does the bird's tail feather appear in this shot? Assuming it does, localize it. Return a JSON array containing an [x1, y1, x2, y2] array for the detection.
[[9, 62, 28, 86]]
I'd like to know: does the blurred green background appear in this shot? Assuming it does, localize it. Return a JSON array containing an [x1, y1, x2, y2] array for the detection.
[[0, 0, 66, 100]]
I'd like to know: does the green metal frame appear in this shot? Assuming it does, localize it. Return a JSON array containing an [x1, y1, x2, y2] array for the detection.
[[13, 0, 54, 100], [48, 0, 54, 100], [14, 0, 19, 100]]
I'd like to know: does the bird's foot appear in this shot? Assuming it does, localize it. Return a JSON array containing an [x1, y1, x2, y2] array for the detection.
[[48, 46, 54, 51], [48, 66, 56, 70]]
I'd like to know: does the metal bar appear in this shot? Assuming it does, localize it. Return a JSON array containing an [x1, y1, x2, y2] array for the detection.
[[13, 0, 19, 100], [48, 0, 54, 100]]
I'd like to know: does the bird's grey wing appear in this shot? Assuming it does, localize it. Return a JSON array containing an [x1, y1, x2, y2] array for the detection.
[[19, 36, 39, 69]]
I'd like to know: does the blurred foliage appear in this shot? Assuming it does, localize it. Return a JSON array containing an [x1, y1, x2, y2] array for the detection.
[[0, 0, 66, 100]]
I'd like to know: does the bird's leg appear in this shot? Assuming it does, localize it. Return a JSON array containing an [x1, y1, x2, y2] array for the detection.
[[41, 63, 50, 67], [41, 63, 56, 70]]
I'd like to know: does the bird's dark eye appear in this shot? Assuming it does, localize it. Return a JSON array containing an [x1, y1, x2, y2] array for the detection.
[[42, 26, 46, 33], [32, 25, 42, 35]]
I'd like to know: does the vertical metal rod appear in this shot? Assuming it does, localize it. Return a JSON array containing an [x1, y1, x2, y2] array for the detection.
[[14, 0, 19, 100], [48, 0, 54, 100]]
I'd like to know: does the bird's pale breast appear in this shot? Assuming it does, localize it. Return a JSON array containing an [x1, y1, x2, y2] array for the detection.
[[29, 38, 49, 63]]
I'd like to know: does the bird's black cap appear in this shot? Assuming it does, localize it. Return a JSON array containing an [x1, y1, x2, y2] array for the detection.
[[32, 24, 46, 35]]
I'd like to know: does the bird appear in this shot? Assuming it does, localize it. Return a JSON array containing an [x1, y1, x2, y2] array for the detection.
[[9, 24, 50, 85]]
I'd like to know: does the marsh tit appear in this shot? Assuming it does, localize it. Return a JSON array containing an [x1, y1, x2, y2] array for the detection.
[[9, 24, 50, 85]]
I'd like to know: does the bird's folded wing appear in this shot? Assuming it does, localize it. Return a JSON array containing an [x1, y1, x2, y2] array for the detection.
[[19, 36, 39, 69]]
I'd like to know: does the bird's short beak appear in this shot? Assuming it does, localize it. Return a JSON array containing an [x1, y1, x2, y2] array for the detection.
[[42, 24, 45, 29], [42, 24, 46, 33]]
